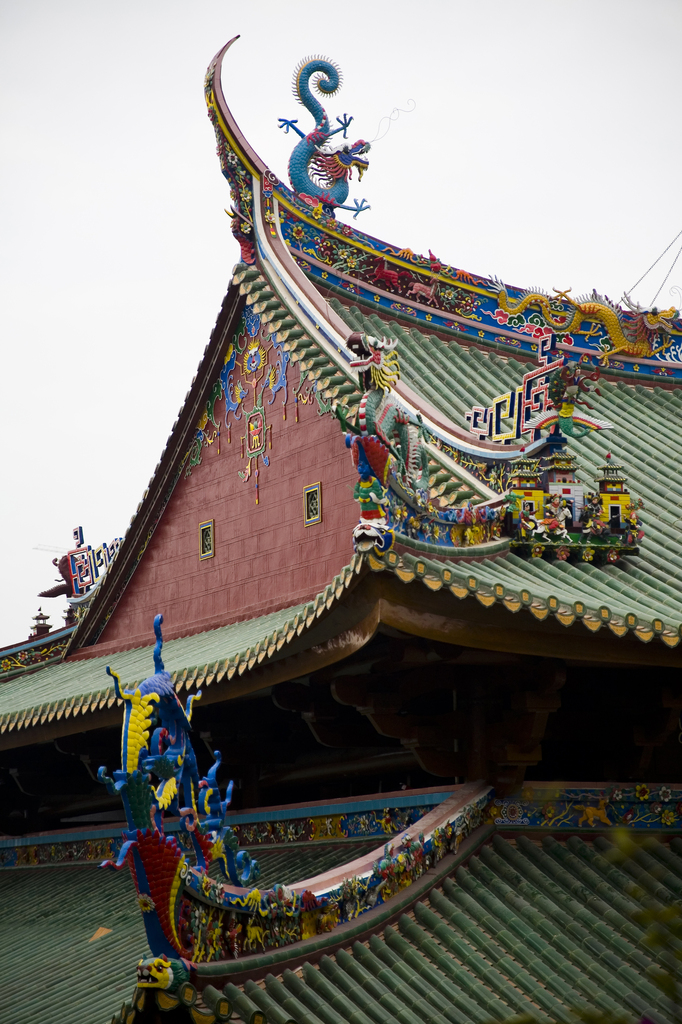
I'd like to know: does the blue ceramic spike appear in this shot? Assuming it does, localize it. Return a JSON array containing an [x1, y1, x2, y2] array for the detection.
[[153, 614, 164, 673]]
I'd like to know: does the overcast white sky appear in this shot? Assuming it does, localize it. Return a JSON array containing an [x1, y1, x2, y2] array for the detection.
[[1, 0, 681, 648]]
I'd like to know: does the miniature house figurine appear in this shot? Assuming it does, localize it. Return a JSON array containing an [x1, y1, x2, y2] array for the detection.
[[508, 456, 545, 526], [596, 457, 630, 530], [545, 449, 584, 528]]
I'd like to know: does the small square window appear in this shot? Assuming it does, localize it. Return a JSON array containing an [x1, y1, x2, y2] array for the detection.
[[303, 483, 322, 527], [199, 519, 214, 560]]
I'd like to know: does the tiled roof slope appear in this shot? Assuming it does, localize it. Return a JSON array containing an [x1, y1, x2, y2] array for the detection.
[[209, 840, 379, 890], [1, 864, 147, 1024], [0, 560, 361, 737], [236, 834, 682, 1024], [332, 300, 682, 646]]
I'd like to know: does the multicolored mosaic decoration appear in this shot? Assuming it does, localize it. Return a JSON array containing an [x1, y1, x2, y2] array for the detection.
[[184, 300, 320, 503], [342, 333, 506, 558], [233, 804, 433, 846], [508, 449, 644, 565], [0, 805, 437, 869], [490, 783, 682, 830], [0, 632, 72, 681], [279, 209, 682, 381]]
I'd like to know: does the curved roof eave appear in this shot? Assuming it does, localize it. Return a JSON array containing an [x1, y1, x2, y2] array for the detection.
[[206, 38, 539, 461]]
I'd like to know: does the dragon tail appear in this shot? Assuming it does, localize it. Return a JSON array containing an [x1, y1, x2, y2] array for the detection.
[[292, 55, 341, 130]]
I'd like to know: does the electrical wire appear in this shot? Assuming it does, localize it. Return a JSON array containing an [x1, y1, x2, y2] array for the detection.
[[627, 226, 682, 295], [651, 242, 682, 306]]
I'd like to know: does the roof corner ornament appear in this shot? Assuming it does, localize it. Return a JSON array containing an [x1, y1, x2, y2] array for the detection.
[[204, 46, 256, 265], [280, 56, 371, 219], [98, 614, 260, 961]]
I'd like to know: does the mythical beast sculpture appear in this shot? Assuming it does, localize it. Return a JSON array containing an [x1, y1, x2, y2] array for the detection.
[[346, 332, 430, 495], [526, 360, 613, 439], [497, 286, 679, 363], [98, 615, 259, 962], [279, 56, 371, 216]]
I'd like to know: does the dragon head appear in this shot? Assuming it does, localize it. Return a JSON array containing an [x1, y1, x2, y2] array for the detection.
[[642, 305, 677, 332], [136, 955, 189, 992], [336, 139, 371, 180], [622, 294, 678, 333], [349, 334, 400, 392]]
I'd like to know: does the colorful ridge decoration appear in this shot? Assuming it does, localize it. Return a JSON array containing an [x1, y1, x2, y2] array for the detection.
[[340, 332, 639, 563]]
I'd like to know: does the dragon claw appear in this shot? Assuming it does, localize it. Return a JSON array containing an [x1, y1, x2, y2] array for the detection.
[[335, 113, 354, 138], [278, 117, 302, 136]]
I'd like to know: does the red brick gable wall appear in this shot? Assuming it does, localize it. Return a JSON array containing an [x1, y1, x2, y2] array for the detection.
[[97, 346, 358, 651]]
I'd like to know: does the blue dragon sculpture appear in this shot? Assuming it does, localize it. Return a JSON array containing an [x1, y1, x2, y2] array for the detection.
[[279, 56, 371, 218], [99, 614, 258, 890]]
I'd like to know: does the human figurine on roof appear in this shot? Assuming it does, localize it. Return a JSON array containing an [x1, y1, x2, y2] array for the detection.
[[580, 493, 610, 538], [624, 500, 645, 546], [520, 494, 571, 542]]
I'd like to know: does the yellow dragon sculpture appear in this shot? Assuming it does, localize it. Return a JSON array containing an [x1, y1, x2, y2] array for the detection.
[[497, 287, 679, 363]]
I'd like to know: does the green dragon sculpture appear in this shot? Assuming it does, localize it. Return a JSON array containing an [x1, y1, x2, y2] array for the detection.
[[344, 333, 430, 495]]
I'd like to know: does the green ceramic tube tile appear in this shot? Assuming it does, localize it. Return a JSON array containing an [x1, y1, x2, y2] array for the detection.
[[460, 863, 626, 1014], [550, 838, 649, 944], [351, 942, 453, 1024], [319, 954, 397, 1024], [244, 980, 296, 1024], [566, 837, 653, 907], [413, 901, 547, 1021], [487, 841, 656, 1009], [595, 838, 678, 906], [397, 916, 509, 1020], [384, 925, 495, 1024], [434, 884, 589, 1017], [368, 934, 470, 1024], [302, 961, 376, 1024], [337, 946, 424, 1024], [519, 836, 658, 973], [223, 983, 266, 1024], [630, 843, 682, 900], [644, 839, 682, 883], [281, 967, 352, 1024], [262, 974, 324, 1024]]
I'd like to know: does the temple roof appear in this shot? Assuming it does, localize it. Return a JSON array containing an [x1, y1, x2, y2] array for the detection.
[[302, 300, 682, 648], [10, 816, 681, 1024], [5, 314, 682, 733], [0, 563, 361, 740]]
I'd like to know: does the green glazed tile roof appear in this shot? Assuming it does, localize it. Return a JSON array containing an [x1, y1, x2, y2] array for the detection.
[[0, 559, 361, 736], [13, 832, 679, 1023], [210, 839, 379, 890], [332, 300, 682, 646], [0, 864, 147, 1024], [234, 834, 682, 1024]]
